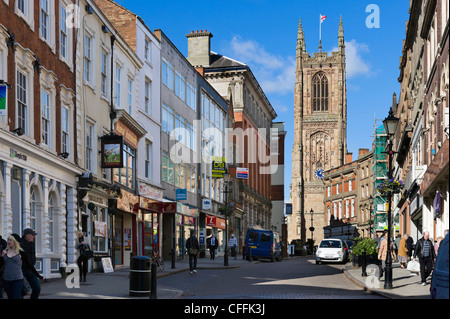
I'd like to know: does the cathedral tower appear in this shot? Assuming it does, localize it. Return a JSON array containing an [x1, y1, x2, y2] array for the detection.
[[289, 17, 348, 243]]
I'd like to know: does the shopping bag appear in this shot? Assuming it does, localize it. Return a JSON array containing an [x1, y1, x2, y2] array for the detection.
[[407, 260, 420, 272]]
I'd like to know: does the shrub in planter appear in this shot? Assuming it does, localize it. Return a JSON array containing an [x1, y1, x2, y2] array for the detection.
[[351, 237, 378, 267]]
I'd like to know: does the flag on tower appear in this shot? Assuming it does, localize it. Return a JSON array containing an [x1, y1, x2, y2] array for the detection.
[[320, 14, 327, 23]]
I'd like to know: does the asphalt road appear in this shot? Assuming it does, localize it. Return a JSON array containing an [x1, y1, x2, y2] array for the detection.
[[158, 257, 386, 299]]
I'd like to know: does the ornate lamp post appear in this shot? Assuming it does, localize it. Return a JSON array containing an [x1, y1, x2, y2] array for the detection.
[[382, 107, 399, 290]]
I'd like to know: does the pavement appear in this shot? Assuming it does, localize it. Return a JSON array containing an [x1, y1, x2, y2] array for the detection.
[[343, 260, 433, 299], [31, 255, 433, 300]]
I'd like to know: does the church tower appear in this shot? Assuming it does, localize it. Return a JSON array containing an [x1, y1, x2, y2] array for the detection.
[[289, 17, 348, 243]]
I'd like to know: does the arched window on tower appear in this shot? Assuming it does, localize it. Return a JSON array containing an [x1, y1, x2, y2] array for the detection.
[[312, 72, 329, 112]]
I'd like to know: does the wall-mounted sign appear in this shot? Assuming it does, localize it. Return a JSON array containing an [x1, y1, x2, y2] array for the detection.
[[10, 148, 28, 161], [285, 203, 292, 215], [202, 198, 212, 210], [212, 156, 226, 178], [176, 188, 187, 201], [100, 134, 124, 168], [0, 85, 6, 116], [115, 120, 138, 149], [236, 167, 249, 179]]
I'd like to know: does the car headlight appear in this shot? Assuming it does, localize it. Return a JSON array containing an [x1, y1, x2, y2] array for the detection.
[[337, 251, 343, 256], [316, 250, 322, 256]]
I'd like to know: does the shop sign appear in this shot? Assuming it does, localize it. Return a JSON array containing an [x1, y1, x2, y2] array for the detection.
[[139, 183, 163, 201], [176, 188, 187, 201], [10, 148, 27, 161], [94, 221, 107, 237], [202, 198, 212, 210], [237, 167, 249, 179], [0, 85, 6, 116], [115, 120, 138, 149], [100, 134, 124, 169], [212, 156, 226, 178], [117, 188, 139, 214], [206, 215, 226, 229]]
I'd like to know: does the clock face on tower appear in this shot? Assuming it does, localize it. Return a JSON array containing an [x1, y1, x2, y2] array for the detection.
[[315, 168, 325, 180]]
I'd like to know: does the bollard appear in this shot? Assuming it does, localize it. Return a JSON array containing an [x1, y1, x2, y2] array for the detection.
[[171, 249, 176, 269], [150, 262, 157, 299], [248, 247, 252, 262], [361, 249, 368, 277]]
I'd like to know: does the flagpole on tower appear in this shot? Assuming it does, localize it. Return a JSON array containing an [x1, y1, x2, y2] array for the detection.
[[319, 14, 327, 53]]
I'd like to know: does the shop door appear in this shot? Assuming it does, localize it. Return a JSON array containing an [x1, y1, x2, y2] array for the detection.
[[114, 214, 123, 265]]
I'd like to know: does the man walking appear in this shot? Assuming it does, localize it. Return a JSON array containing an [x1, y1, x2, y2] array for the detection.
[[414, 231, 436, 286], [21, 229, 43, 299], [209, 234, 218, 260]]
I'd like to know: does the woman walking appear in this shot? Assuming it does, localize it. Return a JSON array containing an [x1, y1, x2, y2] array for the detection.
[[1, 235, 24, 299], [398, 234, 409, 269]]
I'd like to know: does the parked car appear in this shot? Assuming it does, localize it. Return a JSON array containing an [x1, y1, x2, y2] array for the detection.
[[244, 227, 282, 262], [315, 238, 348, 264], [430, 233, 449, 299]]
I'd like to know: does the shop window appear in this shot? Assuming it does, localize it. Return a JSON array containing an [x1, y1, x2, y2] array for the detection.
[[113, 144, 136, 189]]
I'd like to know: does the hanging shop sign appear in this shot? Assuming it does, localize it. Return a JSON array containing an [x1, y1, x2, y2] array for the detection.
[[0, 85, 6, 116], [236, 167, 249, 179], [100, 134, 124, 169], [212, 156, 226, 178]]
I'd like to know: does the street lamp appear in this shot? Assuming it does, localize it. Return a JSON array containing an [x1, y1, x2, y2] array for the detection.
[[309, 209, 315, 242], [382, 107, 399, 290], [222, 171, 231, 267]]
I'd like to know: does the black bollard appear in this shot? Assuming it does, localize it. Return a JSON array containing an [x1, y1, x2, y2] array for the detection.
[[171, 248, 175, 269], [150, 262, 157, 299], [361, 249, 368, 277], [248, 247, 252, 262]]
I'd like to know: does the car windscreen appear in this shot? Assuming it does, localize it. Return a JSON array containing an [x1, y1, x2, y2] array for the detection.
[[319, 240, 342, 248]]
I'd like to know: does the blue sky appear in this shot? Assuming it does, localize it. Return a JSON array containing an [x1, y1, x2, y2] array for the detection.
[[115, 0, 410, 201]]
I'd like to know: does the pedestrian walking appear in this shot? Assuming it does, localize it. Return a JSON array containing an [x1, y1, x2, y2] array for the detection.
[[20, 228, 43, 299], [229, 234, 238, 259], [434, 236, 443, 257], [76, 232, 90, 283], [378, 232, 396, 278], [186, 230, 199, 274], [208, 234, 218, 260], [413, 231, 436, 286], [406, 235, 414, 260], [398, 234, 409, 269], [0, 235, 25, 299], [0, 235, 7, 299]]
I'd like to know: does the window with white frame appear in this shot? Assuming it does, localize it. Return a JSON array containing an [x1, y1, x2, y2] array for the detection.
[[113, 144, 136, 190], [92, 208, 107, 252], [84, 33, 93, 84], [162, 152, 174, 184], [127, 78, 133, 114], [144, 78, 151, 115], [101, 51, 108, 96], [115, 64, 121, 107], [40, 0, 50, 41], [48, 192, 57, 251], [30, 187, 37, 231], [41, 90, 51, 146], [145, 142, 152, 180], [61, 105, 70, 154], [85, 121, 94, 171], [16, 0, 34, 27], [144, 38, 151, 64], [16, 70, 28, 134], [186, 81, 195, 110], [60, 3, 68, 59]]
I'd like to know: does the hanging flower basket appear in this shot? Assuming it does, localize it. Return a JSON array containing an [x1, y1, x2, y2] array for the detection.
[[377, 179, 404, 196]]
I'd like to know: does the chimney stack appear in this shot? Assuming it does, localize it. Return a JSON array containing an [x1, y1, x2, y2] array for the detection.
[[186, 30, 213, 67]]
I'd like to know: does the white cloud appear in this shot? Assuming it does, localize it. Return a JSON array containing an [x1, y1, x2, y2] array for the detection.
[[333, 39, 372, 78], [224, 36, 295, 95]]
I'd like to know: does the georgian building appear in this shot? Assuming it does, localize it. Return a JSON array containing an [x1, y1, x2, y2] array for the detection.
[[0, 0, 81, 278], [185, 30, 278, 246], [394, 0, 448, 242]]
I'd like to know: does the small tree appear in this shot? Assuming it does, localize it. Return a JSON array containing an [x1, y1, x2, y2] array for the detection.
[[352, 237, 378, 256]]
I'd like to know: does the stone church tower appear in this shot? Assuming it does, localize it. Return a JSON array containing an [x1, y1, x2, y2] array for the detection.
[[288, 17, 348, 244]]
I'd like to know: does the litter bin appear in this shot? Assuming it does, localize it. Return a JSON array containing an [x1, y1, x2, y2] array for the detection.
[[129, 256, 151, 296]]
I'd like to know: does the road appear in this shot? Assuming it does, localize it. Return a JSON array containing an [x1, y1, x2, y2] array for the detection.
[[158, 257, 385, 299]]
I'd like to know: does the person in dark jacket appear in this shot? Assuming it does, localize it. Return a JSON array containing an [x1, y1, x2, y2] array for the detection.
[[186, 230, 199, 274], [20, 229, 43, 299], [0, 235, 7, 298], [208, 233, 219, 260], [413, 231, 436, 286], [406, 235, 414, 259], [76, 232, 89, 283]]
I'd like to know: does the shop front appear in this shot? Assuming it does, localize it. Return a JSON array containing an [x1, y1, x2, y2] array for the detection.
[[114, 188, 139, 267], [205, 214, 226, 257]]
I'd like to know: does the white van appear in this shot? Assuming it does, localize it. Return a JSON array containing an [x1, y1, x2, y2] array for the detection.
[[315, 238, 348, 264]]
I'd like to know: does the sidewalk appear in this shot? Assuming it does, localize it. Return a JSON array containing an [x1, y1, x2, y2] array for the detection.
[[39, 255, 254, 299], [344, 261, 432, 299]]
